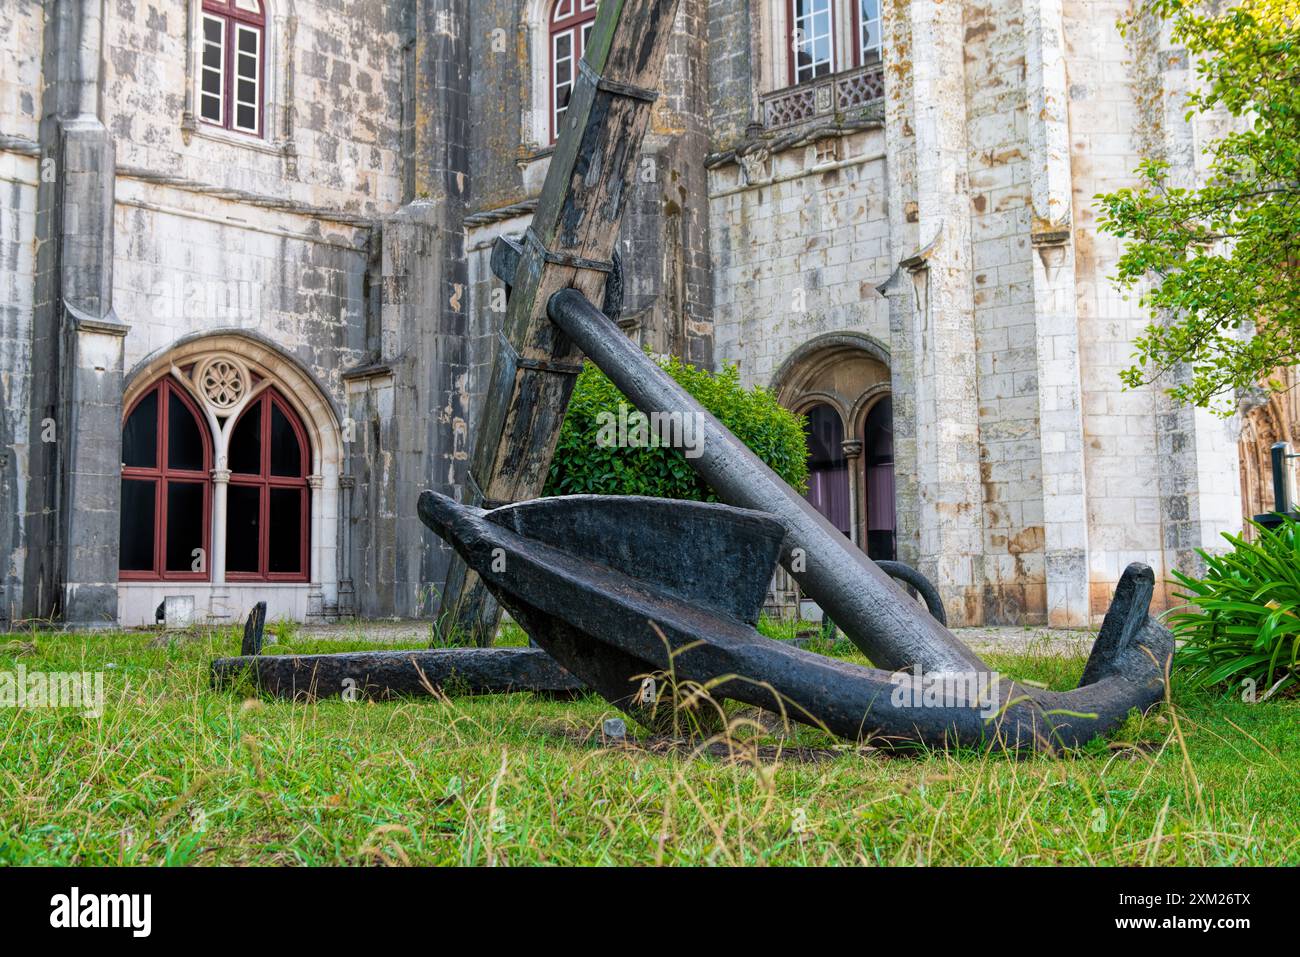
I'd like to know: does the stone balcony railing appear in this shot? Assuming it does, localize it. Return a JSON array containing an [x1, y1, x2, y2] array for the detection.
[[759, 61, 886, 130]]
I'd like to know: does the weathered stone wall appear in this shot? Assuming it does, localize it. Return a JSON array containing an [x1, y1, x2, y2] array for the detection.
[[702, 0, 1244, 626], [0, 0, 1255, 628], [98, 0, 413, 620], [0, 1, 44, 621], [113, 187, 370, 375], [710, 129, 893, 387], [102, 0, 406, 213], [1060, 0, 1242, 616], [1, 1, 43, 142], [963, 0, 1047, 623], [2, 0, 480, 624], [458, 0, 716, 498]]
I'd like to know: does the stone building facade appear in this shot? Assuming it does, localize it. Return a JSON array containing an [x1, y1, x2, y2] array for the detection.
[[0, 0, 1292, 630], [2, 0, 474, 627]]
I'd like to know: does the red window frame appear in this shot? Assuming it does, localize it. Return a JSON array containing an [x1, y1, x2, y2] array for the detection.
[[549, 0, 598, 144], [225, 388, 311, 583], [119, 380, 213, 582], [199, 0, 266, 137], [786, 0, 837, 86]]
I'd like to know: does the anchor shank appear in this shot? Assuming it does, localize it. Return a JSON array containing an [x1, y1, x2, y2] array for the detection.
[[546, 287, 985, 675]]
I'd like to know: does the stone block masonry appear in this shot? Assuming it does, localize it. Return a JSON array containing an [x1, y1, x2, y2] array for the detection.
[[0, 0, 1253, 629]]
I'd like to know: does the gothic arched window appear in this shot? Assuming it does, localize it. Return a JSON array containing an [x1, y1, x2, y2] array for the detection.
[[225, 389, 311, 581], [120, 380, 213, 580], [550, 0, 598, 143], [199, 0, 267, 136]]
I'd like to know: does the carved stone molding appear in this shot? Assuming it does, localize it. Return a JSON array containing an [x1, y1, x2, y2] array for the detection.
[[195, 355, 251, 412]]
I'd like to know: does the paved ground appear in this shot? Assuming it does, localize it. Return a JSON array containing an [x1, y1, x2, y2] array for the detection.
[[951, 625, 1093, 658], [294, 619, 1096, 657]]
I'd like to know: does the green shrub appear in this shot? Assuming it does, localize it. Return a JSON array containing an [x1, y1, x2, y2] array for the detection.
[[544, 356, 808, 500], [1170, 516, 1300, 698]]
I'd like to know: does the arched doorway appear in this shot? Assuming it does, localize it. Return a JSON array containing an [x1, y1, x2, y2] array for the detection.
[[765, 333, 897, 617], [774, 334, 897, 556]]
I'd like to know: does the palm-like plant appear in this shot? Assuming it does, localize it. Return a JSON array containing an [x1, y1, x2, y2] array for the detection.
[[1170, 516, 1300, 699]]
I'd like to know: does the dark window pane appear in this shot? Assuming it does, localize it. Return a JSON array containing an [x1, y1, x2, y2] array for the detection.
[[122, 390, 158, 468], [201, 92, 222, 122], [204, 17, 223, 43], [119, 479, 156, 571], [863, 396, 894, 465], [167, 391, 206, 471], [229, 401, 261, 474], [238, 78, 256, 102], [238, 28, 258, 55], [269, 402, 302, 476], [227, 484, 261, 573], [269, 487, 303, 574], [202, 70, 221, 95], [236, 104, 256, 129], [165, 482, 206, 572], [805, 403, 845, 467]]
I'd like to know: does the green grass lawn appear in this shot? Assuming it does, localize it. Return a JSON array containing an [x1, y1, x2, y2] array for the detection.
[[1, 624, 1297, 865]]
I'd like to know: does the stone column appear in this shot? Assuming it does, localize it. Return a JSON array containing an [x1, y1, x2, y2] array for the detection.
[[307, 473, 324, 617], [337, 474, 355, 617], [210, 468, 230, 584], [31, 0, 130, 626], [207, 467, 230, 621], [60, 311, 127, 627], [842, 438, 863, 549], [880, 0, 921, 575], [1024, 0, 1090, 626], [355, 0, 471, 619], [622, 0, 714, 366], [879, 269, 920, 571], [896, 0, 986, 625]]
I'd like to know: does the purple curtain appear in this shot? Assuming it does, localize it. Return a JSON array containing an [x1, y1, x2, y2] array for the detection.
[[863, 396, 896, 560], [804, 404, 851, 537]]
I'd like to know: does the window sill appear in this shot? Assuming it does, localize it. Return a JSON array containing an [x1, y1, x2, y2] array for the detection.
[[516, 143, 556, 168], [183, 115, 286, 157]]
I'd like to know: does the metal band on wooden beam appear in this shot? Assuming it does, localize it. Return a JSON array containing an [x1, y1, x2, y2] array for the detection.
[[496, 329, 584, 376], [523, 227, 613, 275], [578, 58, 660, 103]]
